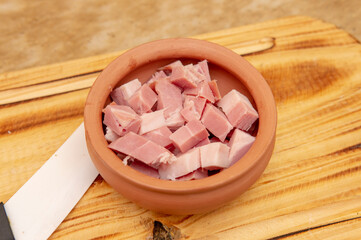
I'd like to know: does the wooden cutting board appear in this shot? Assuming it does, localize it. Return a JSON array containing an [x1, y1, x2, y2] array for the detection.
[[1, 15, 361, 239]]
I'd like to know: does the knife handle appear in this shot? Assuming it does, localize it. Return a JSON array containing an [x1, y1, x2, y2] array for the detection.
[[0, 202, 14, 240]]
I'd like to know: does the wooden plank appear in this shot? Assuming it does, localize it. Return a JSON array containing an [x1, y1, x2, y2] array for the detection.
[[0, 16, 360, 239], [0, 37, 274, 105], [281, 216, 361, 240]]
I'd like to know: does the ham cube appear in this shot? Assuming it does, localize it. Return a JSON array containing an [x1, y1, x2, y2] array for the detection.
[[158, 148, 201, 180], [155, 78, 185, 129], [164, 110, 185, 130], [169, 120, 209, 153], [159, 60, 183, 75], [129, 160, 160, 179], [228, 129, 255, 166], [196, 60, 211, 82], [155, 79, 182, 114], [201, 103, 233, 142], [110, 79, 141, 105], [176, 169, 208, 181], [103, 105, 141, 136], [139, 109, 166, 135], [199, 142, 230, 169], [194, 137, 210, 147], [142, 126, 173, 148], [147, 71, 167, 90], [183, 81, 215, 103], [208, 80, 222, 101], [170, 64, 198, 89], [128, 84, 158, 115], [180, 96, 206, 122], [109, 132, 175, 167], [184, 64, 206, 85], [217, 89, 259, 131]]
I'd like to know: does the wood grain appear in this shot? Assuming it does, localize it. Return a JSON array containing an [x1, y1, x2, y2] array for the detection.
[[1, 16, 361, 239], [0, 37, 274, 105]]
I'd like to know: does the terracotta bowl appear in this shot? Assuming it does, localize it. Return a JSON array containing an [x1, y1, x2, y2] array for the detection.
[[84, 38, 277, 215]]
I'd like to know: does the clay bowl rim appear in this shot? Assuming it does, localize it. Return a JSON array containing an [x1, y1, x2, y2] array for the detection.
[[84, 38, 277, 194]]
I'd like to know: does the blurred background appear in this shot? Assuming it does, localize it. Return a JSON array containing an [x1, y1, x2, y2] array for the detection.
[[0, 0, 360, 73]]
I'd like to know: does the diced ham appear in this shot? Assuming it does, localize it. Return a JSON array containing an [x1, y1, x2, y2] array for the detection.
[[170, 64, 198, 89], [155, 78, 185, 129], [103, 105, 141, 136], [129, 160, 160, 179], [164, 111, 185, 130], [228, 129, 255, 166], [169, 120, 209, 153], [184, 64, 206, 85], [176, 168, 208, 181], [109, 132, 175, 168], [208, 80, 222, 101], [159, 60, 183, 75], [142, 126, 173, 148], [147, 71, 167, 90], [201, 103, 233, 142], [110, 79, 141, 105], [105, 59, 259, 180], [194, 137, 210, 147], [183, 81, 215, 103], [104, 127, 119, 142], [128, 84, 158, 115], [209, 137, 221, 143], [217, 89, 259, 131], [159, 148, 200, 180], [196, 60, 211, 82], [139, 109, 166, 135], [180, 96, 206, 122], [199, 142, 230, 169]]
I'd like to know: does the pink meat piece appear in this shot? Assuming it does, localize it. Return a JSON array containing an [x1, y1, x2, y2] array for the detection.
[[184, 64, 206, 84], [210, 137, 221, 143], [176, 168, 208, 181], [128, 84, 158, 115], [138, 109, 166, 135], [217, 89, 259, 131], [183, 81, 215, 103], [171, 147, 182, 157], [180, 96, 206, 122], [164, 110, 185, 130], [155, 78, 185, 129], [103, 105, 141, 136], [147, 71, 167, 90], [129, 160, 160, 179], [142, 126, 173, 148], [109, 132, 175, 168], [170, 64, 198, 89], [155, 78, 182, 114], [199, 142, 231, 170], [201, 103, 233, 142], [228, 129, 255, 166], [104, 127, 119, 142], [196, 60, 211, 82], [159, 60, 183, 75], [208, 80, 222, 101], [169, 120, 209, 153], [110, 79, 141, 105], [158, 148, 201, 180], [194, 137, 210, 147]]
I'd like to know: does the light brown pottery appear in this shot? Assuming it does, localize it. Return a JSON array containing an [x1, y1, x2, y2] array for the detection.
[[84, 38, 277, 215]]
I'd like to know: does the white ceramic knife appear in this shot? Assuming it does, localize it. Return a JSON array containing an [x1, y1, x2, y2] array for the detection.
[[0, 123, 99, 240]]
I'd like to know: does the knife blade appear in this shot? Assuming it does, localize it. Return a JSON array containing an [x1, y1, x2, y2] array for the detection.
[[0, 123, 98, 240]]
